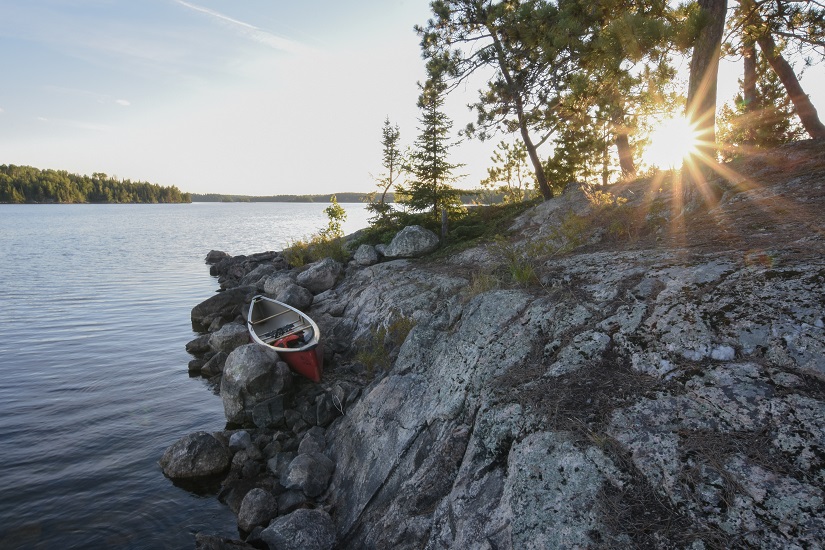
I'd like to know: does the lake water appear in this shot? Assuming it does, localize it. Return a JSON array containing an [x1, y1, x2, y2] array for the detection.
[[0, 202, 371, 549]]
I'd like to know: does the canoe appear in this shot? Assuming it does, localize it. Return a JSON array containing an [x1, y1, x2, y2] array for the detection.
[[246, 295, 323, 382]]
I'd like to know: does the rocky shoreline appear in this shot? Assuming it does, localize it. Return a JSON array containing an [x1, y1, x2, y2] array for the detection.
[[164, 141, 825, 549]]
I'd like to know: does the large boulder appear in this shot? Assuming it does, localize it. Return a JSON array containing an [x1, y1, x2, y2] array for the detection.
[[159, 432, 231, 480], [276, 283, 314, 310], [263, 273, 295, 297], [205, 250, 231, 264], [220, 345, 293, 426], [260, 508, 336, 550], [383, 225, 439, 258], [208, 323, 250, 354], [191, 286, 256, 332], [296, 258, 343, 294]]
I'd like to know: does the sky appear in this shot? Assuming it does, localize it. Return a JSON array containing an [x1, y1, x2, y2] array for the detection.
[[1, 1, 823, 196]]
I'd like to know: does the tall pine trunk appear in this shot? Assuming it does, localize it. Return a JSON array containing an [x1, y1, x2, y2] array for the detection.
[[742, 39, 757, 145], [686, 0, 728, 160], [613, 109, 635, 179], [755, 33, 825, 139], [739, 0, 825, 139], [490, 31, 554, 200]]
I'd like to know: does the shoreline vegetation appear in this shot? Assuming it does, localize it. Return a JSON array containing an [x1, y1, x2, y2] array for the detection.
[[0, 163, 499, 205], [0, 164, 190, 204]]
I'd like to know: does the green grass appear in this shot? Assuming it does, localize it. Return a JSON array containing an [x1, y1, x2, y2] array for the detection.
[[354, 314, 416, 378]]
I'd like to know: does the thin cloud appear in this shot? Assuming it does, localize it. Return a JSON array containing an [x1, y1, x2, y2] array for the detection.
[[115, 99, 131, 107], [174, 1, 305, 54]]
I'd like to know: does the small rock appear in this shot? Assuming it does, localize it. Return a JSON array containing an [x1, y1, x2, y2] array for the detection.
[[277, 489, 312, 515], [252, 395, 288, 430], [229, 431, 253, 453], [205, 250, 232, 264], [283, 452, 336, 498], [201, 351, 228, 377], [353, 244, 379, 266], [188, 358, 207, 373], [186, 334, 212, 355], [191, 286, 256, 332], [159, 432, 231, 480], [237, 488, 278, 532], [221, 346, 291, 426], [209, 323, 250, 354], [260, 508, 336, 550], [263, 273, 295, 297], [267, 451, 297, 480], [298, 427, 326, 455]]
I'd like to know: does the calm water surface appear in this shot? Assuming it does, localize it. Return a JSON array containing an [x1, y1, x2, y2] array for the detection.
[[0, 202, 370, 549]]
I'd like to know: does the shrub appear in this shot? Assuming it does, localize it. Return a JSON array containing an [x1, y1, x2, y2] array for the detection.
[[465, 271, 501, 297], [354, 313, 416, 378], [283, 196, 350, 267], [489, 236, 544, 287], [283, 234, 349, 268]]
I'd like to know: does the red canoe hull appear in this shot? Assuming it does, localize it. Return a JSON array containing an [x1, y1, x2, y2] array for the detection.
[[279, 344, 323, 383]]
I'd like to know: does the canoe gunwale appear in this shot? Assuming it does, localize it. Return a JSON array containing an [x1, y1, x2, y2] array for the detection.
[[247, 295, 324, 383], [247, 295, 320, 353]]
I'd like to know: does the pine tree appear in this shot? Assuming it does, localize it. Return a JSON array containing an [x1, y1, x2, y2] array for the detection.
[[481, 140, 534, 203], [718, 47, 806, 160], [366, 117, 403, 225], [686, 0, 728, 164], [398, 75, 464, 217]]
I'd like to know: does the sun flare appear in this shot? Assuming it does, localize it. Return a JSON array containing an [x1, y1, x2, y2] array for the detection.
[[643, 116, 700, 169]]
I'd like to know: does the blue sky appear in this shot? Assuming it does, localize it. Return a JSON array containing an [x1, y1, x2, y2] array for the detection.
[[0, 1, 823, 196], [0, 0, 476, 195]]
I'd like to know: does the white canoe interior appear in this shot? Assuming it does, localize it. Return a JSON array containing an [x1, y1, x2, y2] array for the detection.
[[247, 296, 318, 350]]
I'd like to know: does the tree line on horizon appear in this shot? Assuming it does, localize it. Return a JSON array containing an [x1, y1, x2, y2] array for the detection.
[[191, 192, 383, 203], [190, 191, 497, 204], [366, 0, 824, 223], [0, 165, 190, 204]]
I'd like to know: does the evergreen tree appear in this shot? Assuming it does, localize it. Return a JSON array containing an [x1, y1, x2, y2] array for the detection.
[[737, 0, 825, 139], [481, 140, 534, 203], [718, 46, 806, 159], [419, 0, 681, 195], [418, 0, 564, 200], [686, 0, 728, 166], [366, 117, 404, 225], [398, 74, 464, 217]]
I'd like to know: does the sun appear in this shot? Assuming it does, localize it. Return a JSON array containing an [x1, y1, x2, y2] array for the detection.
[[642, 116, 701, 169]]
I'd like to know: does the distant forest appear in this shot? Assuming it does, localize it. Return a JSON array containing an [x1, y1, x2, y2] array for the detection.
[[190, 192, 377, 203], [190, 191, 489, 204], [0, 165, 191, 204]]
